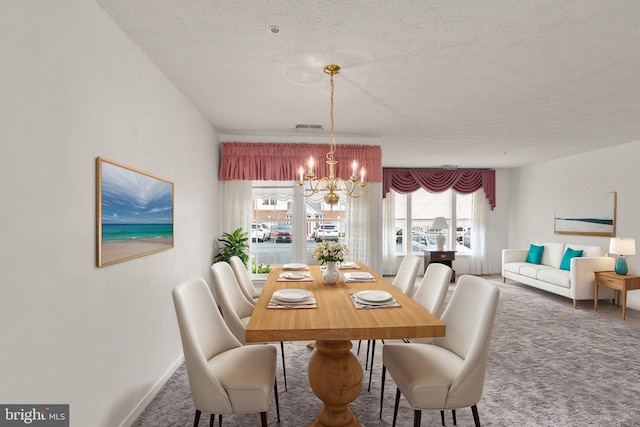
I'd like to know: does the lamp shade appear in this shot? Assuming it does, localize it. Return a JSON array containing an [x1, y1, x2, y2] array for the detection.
[[431, 217, 449, 230], [609, 238, 636, 256]]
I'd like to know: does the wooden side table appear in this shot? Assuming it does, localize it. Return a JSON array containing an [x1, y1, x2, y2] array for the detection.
[[594, 271, 640, 320], [424, 250, 456, 282]]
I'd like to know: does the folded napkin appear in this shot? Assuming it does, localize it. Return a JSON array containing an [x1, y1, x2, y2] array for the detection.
[[350, 294, 399, 309], [343, 272, 376, 282], [277, 272, 314, 282], [268, 297, 317, 309]]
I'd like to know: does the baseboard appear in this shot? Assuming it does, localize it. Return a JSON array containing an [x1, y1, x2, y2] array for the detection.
[[119, 355, 184, 427]]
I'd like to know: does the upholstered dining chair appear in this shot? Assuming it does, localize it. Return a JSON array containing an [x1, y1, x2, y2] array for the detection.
[[229, 256, 261, 304], [172, 277, 280, 427], [372, 263, 454, 395], [210, 261, 287, 391], [381, 275, 500, 427], [405, 263, 453, 342], [392, 254, 422, 296], [361, 254, 422, 390]]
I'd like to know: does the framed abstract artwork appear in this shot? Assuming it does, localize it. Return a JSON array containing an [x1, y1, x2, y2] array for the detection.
[[554, 191, 616, 237], [96, 157, 174, 267]]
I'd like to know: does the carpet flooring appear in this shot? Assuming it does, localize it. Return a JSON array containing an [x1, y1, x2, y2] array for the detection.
[[133, 279, 640, 426]]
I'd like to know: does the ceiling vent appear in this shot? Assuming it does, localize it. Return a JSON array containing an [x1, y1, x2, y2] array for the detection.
[[296, 124, 323, 131]]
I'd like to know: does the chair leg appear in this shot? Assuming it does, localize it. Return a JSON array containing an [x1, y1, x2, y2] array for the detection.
[[218, 414, 221, 427], [452, 409, 457, 425], [379, 364, 386, 419], [280, 341, 287, 391], [260, 411, 268, 427], [357, 340, 362, 355], [365, 340, 371, 369], [440, 410, 445, 426], [274, 380, 280, 423], [367, 339, 376, 391], [194, 410, 201, 427], [209, 413, 214, 427], [392, 387, 401, 427], [413, 409, 422, 427], [471, 405, 481, 427]]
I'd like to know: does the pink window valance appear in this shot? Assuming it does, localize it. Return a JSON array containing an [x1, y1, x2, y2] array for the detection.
[[383, 168, 496, 209], [219, 142, 382, 182]]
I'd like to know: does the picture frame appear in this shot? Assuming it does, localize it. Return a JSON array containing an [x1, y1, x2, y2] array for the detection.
[[96, 157, 174, 267], [554, 191, 616, 237]]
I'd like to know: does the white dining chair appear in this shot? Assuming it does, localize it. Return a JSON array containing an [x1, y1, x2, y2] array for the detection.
[[210, 261, 288, 391], [230, 255, 261, 304], [377, 263, 453, 412], [172, 277, 280, 427], [361, 254, 422, 390], [381, 275, 500, 427]]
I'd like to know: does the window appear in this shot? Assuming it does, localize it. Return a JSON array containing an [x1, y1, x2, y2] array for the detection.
[[250, 182, 350, 267], [393, 188, 472, 255]]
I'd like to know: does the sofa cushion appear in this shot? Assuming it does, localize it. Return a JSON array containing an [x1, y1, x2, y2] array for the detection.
[[564, 244, 605, 257], [560, 247, 584, 271], [536, 242, 566, 268], [536, 268, 571, 288], [519, 263, 554, 279], [503, 262, 528, 275], [525, 244, 544, 264]]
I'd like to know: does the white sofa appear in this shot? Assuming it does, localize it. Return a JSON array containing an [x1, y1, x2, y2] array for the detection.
[[502, 242, 615, 308]]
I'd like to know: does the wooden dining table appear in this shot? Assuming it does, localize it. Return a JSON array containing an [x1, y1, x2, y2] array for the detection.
[[245, 262, 446, 427]]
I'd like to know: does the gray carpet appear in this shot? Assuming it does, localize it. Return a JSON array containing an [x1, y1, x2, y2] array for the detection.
[[133, 281, 640, 426]]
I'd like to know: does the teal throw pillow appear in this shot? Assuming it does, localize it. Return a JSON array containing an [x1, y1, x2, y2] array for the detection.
[[525, 244, 544, 264], [559, 247, 583, 271]]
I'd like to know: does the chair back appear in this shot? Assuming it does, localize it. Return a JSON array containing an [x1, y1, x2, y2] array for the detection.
[[413, 263, 452, 316], [435, 275, 500, 407], [229, 255, 259, 304], [392, 255, 421, 296], [172, 277, 239, 413], [210, 261, 255, 344]]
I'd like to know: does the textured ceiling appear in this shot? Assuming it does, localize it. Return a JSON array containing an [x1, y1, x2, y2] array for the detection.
[[95, 0, 640, 168]]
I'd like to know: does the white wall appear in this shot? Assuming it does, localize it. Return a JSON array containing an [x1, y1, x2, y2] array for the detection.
[[0, 1, 219, 426], [507, 139, 640, 310]]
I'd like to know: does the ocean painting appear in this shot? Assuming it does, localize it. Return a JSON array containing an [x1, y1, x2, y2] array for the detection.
[[97, 157, 174, 266], [554, 192, 616, 236]]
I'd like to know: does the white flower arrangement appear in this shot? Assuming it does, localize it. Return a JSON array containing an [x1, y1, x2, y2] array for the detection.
[[312, 241, 347, 264]]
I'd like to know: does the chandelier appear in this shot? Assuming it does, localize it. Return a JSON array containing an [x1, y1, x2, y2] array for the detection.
[[297, 64, 366, 205]]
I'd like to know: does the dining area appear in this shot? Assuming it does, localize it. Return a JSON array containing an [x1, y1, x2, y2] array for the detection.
[[172, 255, 500, 427]]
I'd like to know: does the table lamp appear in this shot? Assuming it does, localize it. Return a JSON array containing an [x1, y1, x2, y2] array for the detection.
[[431, 217, 449, 251], [609, 237, 636, 275]]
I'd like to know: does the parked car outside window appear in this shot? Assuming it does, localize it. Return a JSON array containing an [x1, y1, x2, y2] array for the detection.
[[314, 225, 339, 242], [275, 224, 293, 243], [251, 223, 265, 242]]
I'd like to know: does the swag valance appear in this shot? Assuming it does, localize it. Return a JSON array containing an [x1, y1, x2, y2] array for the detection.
[[383, 168, 496, 209], [219, 142, 382, 182]]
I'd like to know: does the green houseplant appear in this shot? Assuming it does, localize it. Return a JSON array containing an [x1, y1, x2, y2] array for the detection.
[[213, 227, 249, 266]]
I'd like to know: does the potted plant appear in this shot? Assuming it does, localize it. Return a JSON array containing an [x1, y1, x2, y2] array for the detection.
[[214, 227, 249, 266]]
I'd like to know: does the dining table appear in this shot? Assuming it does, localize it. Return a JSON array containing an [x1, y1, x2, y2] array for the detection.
[[245, 261, 446, 427]]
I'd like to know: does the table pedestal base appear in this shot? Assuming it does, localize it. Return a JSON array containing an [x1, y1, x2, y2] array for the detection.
[[307, 340, 363, 427]]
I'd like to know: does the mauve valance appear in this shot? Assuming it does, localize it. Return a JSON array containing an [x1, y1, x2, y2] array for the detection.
[[219, 142, 382, 182], [383, 168, 496, 209]]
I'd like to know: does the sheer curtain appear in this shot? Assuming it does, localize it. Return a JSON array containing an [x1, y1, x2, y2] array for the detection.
[[346, 182, 382, 273], [382, 190, 396, 275], [221, 180, 252, 236], [469, 190, 492, 274]]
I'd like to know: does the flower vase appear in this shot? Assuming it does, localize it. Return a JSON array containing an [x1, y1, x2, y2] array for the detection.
[[322, 261, 340, 284]]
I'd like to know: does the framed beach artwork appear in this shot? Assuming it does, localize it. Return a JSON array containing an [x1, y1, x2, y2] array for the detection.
[[554, 191, 616, 237], [96, 157, 174, 267]]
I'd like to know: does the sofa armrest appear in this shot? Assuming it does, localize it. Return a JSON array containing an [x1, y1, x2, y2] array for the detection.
[[570, 256, 616, 300], [502, 248, 528, 266]]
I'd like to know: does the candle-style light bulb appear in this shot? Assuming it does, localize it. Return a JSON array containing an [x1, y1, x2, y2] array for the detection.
[[352, 160, 357, 177], [360, 168, 365, 183], [299, 167, 304, 182], [308, 157, 314, 174]]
